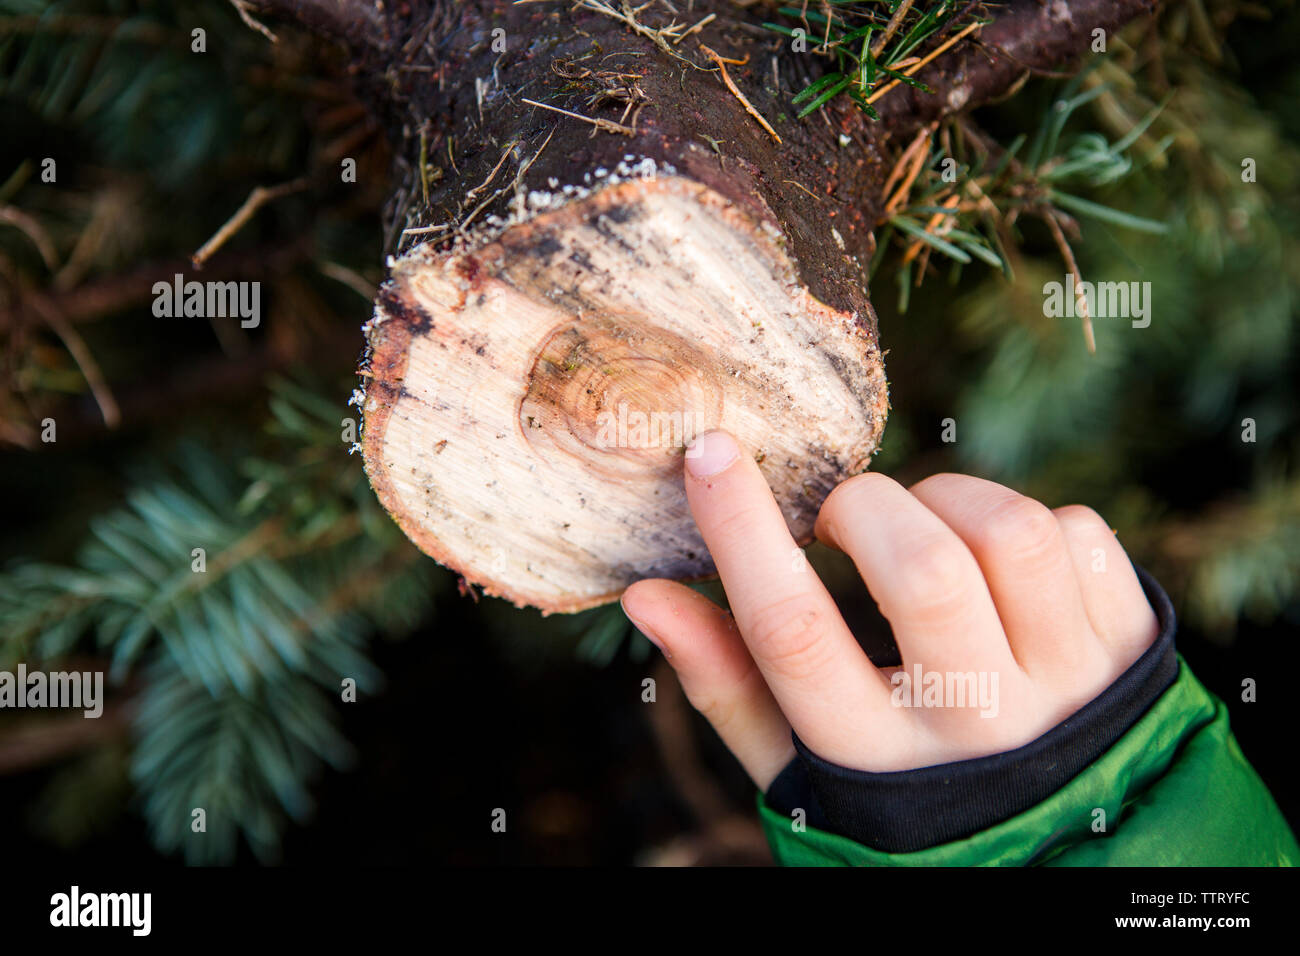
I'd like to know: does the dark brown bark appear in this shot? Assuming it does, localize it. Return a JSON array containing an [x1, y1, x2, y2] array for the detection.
[[0, 699, 132, 774], [382, 0, 882, 315], [246, 0, 1163, 321], [244, 0, 390, 50], [873, 0, 1161, 144], [253, 0, 1161, 268]]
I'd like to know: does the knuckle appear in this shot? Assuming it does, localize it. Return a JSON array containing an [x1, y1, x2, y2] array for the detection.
[[685, 688, 738, 730], [894, 535, 977, 623], [1054, 504, 1111, 541], [745, 594, 833, 679], [683, 666, 761, 734], [978, 495, 1062, 563], [907, 472, 965, 498], [820, 471, 894, 526]]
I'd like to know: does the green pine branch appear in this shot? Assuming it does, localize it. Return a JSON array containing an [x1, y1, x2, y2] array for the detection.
[[0, 377, 442, 863]]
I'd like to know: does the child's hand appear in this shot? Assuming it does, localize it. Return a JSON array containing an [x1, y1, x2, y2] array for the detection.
[[621, 430, 1159, 790]]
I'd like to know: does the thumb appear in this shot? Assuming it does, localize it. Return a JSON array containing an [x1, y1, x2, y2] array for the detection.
[[621, 578, 794, 790]]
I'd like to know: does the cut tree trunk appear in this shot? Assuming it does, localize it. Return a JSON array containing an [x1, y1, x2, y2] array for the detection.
[[365, 174, 888, 611], [252, 0, 1158, 613]]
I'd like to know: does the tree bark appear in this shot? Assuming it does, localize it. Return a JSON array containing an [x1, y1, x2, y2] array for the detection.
[[256, 0, 1159, 612]]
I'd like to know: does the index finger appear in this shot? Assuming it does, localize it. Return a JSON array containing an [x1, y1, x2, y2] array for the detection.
[[682, 430, 889, 763]]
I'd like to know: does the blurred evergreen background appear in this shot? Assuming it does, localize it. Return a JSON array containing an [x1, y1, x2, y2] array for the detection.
[[1, 0, 1296, 864]]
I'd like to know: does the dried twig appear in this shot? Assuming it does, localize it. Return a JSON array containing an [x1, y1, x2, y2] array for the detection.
[[901, 193, 961, 264], [230, 0, 278, 42], [699, 44, 781, 144], [29, 296, 121, 427], [553, 58, 650, 128], [0, 206, 59, 271], [0, 241, 313, 333], [783, 179, 821, 202], [401, 222, 453, 237], [521, 97, 636, 135], [554, 0, 702, 67], [1044, 211, 1096, 354], [0, 698, 133, 775], [418, 128, 431, 205], [673, 11, 715, 45], [870, 0, 915, 57], [438, 129, 555, 238], [509, 128, 555, 199], [192, 178, 309, 268], [881, 125, 935, 214], [463, 142, 518, 206], [319, 261, 377, 300], [865, 20, 983, 106], [241, 0, 386, 48]]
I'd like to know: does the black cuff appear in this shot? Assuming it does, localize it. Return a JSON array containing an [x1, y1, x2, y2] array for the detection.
[[765, 564, 1179, 853]]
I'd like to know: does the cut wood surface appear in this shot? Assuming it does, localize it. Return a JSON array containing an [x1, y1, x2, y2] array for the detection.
[[362, 175, 887, 611]]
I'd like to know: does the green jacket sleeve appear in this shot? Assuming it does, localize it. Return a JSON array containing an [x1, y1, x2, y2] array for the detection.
[[758, 657, 1298, 866]]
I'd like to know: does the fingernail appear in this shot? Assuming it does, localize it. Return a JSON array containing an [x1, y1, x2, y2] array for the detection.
[[684, 430, 739, 478], [620, 596, 670, 658]]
